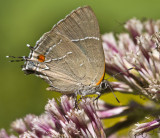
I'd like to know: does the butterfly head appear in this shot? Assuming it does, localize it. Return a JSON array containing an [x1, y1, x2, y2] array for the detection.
[[6, 44, 46, 75], [22, 54, 47, 76], [22, 61, 37, 75]]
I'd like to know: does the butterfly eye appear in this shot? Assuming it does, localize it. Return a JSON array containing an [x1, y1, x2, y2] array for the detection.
[[101, 81, 107, 89], [37, 54, 45, 62]]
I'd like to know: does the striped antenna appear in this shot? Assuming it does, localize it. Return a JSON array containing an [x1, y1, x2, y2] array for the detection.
[[6, 55, 28, 62], [26, 44, 34, 51], [106, 67, 135, 103], [6, 43, 33, 62]]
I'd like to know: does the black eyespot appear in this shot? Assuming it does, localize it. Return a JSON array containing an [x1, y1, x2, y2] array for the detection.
[[101, 82, 106, 89], [23, 70, 35, 75]]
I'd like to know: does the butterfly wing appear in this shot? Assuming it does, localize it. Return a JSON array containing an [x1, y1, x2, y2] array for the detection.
[[50, 6, 105, 85], [29, 6, 105, 93]]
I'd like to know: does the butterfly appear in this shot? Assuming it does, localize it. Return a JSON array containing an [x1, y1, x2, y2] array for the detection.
[[7, 6, 119, 102]]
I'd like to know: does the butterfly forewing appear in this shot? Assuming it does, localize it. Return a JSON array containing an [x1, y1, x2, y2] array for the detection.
[[42, 34, 97, 93], [51, 6, 105, 85], [30, 6, 105, 93]]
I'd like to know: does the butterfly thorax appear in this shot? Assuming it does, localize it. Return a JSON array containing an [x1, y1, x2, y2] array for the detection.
[[78, 80, 109, 96]]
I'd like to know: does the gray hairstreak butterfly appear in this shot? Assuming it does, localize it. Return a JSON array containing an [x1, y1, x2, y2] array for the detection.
[[7, 6, 119, 102]]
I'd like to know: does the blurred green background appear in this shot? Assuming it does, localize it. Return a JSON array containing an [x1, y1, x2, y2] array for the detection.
[[0, 0, 160, 135]]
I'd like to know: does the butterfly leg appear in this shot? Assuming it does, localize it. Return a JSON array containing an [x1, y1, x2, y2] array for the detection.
[[94, 92, 101, 109], [74, 91, 80, 109]]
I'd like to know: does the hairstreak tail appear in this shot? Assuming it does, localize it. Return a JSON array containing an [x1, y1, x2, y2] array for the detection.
[[7, 6, 114, 100]]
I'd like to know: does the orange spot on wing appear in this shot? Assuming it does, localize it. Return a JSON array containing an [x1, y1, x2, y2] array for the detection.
[[96, 63, 105, 85], [38, 54, 45, 62], [96, 71, 105, 85]]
